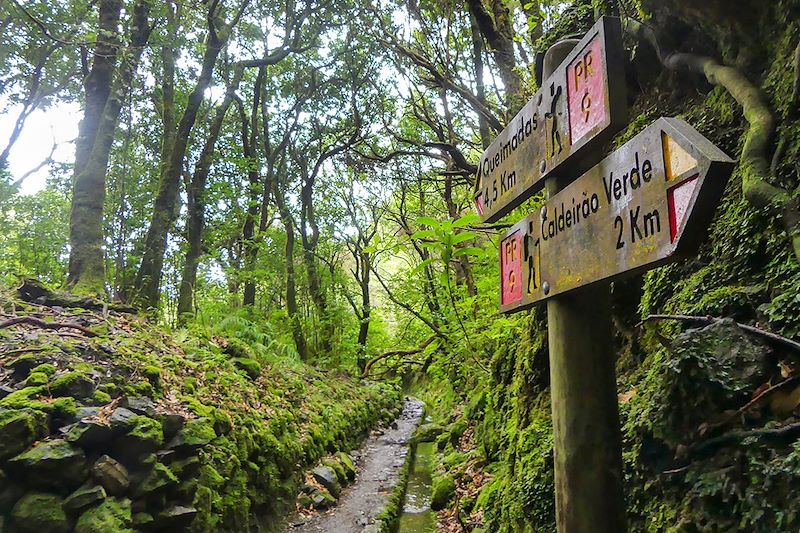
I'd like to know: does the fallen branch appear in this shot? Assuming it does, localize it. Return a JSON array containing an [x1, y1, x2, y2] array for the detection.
[[362, 335, 437, 377], [687, 421, 800, 461], [637, 314, 800, 353], [705, 376, 800, 432], [0, 316, 98, 337], [625, 19, 800, 262], [0, 347, 48, 358]]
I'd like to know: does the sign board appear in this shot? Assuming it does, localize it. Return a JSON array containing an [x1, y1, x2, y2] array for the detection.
[[474, 16, 627, 223], [499, 117, 735, 313]]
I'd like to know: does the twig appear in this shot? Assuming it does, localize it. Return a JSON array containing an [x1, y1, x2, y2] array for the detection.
[[0, 316, 98, 337], [637, 314, 800, 353], [706, 376, 800, 432], [688, 421, 800, 460], [0, 347, 48, 358]]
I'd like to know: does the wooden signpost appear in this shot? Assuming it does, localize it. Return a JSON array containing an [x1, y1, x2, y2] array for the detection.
[[476, 16, 736, 533], [499, 117, 735, 313], [474, 16, 626, 223]]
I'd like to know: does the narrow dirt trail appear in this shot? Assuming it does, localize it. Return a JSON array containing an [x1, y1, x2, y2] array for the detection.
[[284, 397, 424, 533]]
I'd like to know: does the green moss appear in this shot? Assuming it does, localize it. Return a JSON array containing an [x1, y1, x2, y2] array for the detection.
[[430, 474, 456, 511], [74, 498, 133, 533], [93, 390, 112, 404], [50, 372, 94, 398], [25, 371, 49, 386], [232, 357, 261, 380], [127, 416, 164, 447], [11, 492, 70, 533], [31, 363, 56, 376]]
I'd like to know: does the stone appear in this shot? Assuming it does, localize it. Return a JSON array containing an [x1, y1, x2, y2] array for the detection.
[[7, 355, 41, 380], [310, 488, 336, 509], [8, 439, 88, 490], [131, 512, 154, 529], [169, 455, 201, 478], [132, 463, 178, 498], [335, 451, 356, 481], [11, 492, 71, 533], [167, 418, 215, 450], [160, 413, 186, 439], [232, 357, 261, 379], [108, 408, 136, 431], [311, 465, 341, 498], [0, 385, 14, 399], [114, 416, 164, 459], [91, 455, 130, 496], [120, 396, 157, 417], [321, 458, 348, 485], [430, 475, 456, 511], [63, 485, 107, 514], [297, 492, 313, 509], [154, 505, 197, 530], [0, 470, 23, 511], [0, 409, 47, 460], [414, 423, 444, 443], [63, 419, 114, 448], [50, 372, 95, 399], [74, 498, 132, 533]]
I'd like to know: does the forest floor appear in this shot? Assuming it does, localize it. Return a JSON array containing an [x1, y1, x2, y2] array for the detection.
[[283, 398, 424, 533]]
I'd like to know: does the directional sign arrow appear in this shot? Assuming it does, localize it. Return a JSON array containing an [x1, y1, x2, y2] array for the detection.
[[499, 117, 735, 314]]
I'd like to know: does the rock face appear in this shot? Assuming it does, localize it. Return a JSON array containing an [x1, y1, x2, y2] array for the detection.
[[9, 439, 88, 490], [11, 492, 71, 533]]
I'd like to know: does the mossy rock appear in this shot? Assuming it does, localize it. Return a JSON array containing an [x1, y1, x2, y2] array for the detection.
[[413, 423, 444, 443], [232, 357, 261, 380], [321, 458, 348, 485], [30, 363, 56, 377], [335, 451, 356, 481], [132, 463, 178, 497], [11, 492, 71, 533], [168, 418, 216, 450], [223, 338, 256, 360], [116, 415, 164, 458], [430, 475, 456, 511], [8, 439, 88, 490], [7, 355, 43, 380], [63, 485, 107, 514], [50, 372, 95, 399], [24, 372, 49, 387], [74, 497, 133, 533], [0, 409, 48, 460]]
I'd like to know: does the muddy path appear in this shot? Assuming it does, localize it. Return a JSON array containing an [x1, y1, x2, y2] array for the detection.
[[284, 397, 424, 533]]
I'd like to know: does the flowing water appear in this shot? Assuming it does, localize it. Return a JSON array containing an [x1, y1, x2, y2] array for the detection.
[[398, 441, 438, 532]]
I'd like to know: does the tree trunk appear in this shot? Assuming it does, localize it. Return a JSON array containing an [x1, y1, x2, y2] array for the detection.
[[176, 69, 242, 320], [68, 0, 151, 295], [133, 16, 225, 310], [242, 68, 265, 307]]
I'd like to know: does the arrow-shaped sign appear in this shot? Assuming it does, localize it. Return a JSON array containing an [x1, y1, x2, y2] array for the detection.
[[499, 117, 735, 313]]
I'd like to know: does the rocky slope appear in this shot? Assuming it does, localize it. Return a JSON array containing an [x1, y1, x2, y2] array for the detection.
[[0, 284, 401, 532]]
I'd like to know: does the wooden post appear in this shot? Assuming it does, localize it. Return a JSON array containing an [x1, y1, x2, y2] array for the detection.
[[543, 42, 627, 533]]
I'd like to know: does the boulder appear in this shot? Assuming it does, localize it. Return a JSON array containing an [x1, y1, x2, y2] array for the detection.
[[91, 455, 130, 496], [7, 355, 42, 380], [8, 439, 87, 490], [131, 512, 154, 529], [160, 413, 186, 440], [132, 463, 178, 498], [321, 458, 348, 485], [50, 372, 95, 399], [311, 465, 341, 498], [233, 357, 261, 380], [11, 492, 71, 533], [120, 396, 157, 417], [63, 485, 107, 514], [74, 498, 132, 533], [310, 488, 336, 509], [63, 419, 114, 448], [0, 469, 23, 511], [108, 408, 137, 431], [154, 505, 197, 530], [430, 475, 456, 511], [115, 416, 164, 459], [167, 418, 215, 450], [0, 409, 48, 460], [413, 423, 444, 443], [335, 451, 356, 481]]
